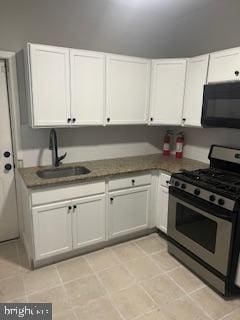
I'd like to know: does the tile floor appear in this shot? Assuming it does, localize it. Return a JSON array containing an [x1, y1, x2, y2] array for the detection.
[[0, 233, 240, 320]]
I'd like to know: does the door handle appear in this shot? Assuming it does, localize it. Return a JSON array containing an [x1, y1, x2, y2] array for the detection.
[[3, 151, 10, 158], [4, 163, 12, 171]]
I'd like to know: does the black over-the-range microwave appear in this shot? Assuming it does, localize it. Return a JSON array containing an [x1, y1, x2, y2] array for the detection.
[[201, 81, 240, 129]]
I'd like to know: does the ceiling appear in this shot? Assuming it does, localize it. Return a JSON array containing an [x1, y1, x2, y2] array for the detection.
[[0, 0, 238, 58], [109, 0, 218, 17]]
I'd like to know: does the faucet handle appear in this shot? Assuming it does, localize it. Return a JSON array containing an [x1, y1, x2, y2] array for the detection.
[[58, 152, 67, 164]]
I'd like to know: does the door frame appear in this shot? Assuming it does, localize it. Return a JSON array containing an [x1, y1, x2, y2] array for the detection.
[[0, 50, 23, 240]]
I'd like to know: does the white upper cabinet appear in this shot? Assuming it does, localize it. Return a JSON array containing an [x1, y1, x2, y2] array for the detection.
[[208, 47, 240, 83], [182, 54, 209, 127], [70, 50, 105, 125], [150, 59, 187, 125], [106, 55, 151, 125], [27, 43, 71, 127]]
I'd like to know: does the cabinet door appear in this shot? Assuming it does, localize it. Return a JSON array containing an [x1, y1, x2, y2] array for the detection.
[[28, 43, 71, 127], [72, 194, 105, 249], [109, 186, 150, 238], [182, 54, 209, 127], [70, 50, 105, 125], [157, 186, 169, 234], [150, 59, 187, 125], [32, 201, 72, 260], [208, 48, 240, 83], [106, 55, 151, 124]]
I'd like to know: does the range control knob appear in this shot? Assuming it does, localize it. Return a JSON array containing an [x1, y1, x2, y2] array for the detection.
[[218, 199, 225, 206], [194, 189, 200, 196], [209, 195, 216, 202], [175, 181, 180, 187], [4, 163, 12, 171], [181, 184, 186, 190]]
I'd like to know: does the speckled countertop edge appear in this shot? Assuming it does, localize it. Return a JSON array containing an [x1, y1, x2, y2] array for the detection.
[[18, 153, 208, 189]]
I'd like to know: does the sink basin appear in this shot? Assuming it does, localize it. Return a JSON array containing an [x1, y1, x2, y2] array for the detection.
[[37, 166, 91, 179]]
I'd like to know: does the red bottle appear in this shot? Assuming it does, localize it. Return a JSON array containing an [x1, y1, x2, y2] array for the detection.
[[176, 132, 184, 159], [163, 130, 171, 156]]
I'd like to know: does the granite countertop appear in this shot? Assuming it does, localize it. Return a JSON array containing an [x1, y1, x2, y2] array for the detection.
[[18, 154, 208, 189]]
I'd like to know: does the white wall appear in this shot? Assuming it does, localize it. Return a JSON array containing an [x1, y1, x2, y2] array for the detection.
[[182, 127, 240, 163], [20, 125, 165, 167]]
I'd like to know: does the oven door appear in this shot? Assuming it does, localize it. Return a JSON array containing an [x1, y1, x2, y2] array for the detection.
[[168, 188, 233, 275], [201, 82, 240, 129]]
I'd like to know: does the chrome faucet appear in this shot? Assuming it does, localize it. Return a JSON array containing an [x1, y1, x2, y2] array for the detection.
[[49, 129, 67, 167]]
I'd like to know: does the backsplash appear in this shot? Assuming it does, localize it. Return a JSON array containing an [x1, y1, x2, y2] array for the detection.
[[20, 125, 165, 167], [182, 127, 240, 163], [19, 125, 240, 167]]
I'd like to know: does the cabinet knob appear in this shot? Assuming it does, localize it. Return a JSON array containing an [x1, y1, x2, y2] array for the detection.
[[72, 118, 76, 123], [235, 71, 239, 76], [132, 179, 135, 186], [73, 205, 77, 209], [107, 118, 110, 122], [150, 117, 153, 122], [67, 118, 71, 123], [110, 197, 114, 204], [3, 151, 10, 158], [68, 206, 72, 211], [4, 163, 12, 171], [182, 118, 186, 122]]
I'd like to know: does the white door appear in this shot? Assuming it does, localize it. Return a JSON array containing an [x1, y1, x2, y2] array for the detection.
[[32, 201, 72, 260], [106, 55, 151, 124], [157, 186, 169, 234], [0, 60, 18, 242], [208, 48, 240, 83], [150, 59, 187, 125], [108, 186, 150, 238], [28, 43, 71, 127], [72, 194, 105, 249], [70, 50, 105, 126], [182, 54, 209, 127]]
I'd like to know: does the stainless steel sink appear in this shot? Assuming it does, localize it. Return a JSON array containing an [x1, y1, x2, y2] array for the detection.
[[37, 166, 91, 179]]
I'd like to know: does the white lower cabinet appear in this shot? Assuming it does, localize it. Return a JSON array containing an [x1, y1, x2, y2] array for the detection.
[[108, 186, 150, 238], [33, 201, 73, 260], [22, 175, 155, 264], [72, 194, 105, 249], [156, 173, 170, 234]]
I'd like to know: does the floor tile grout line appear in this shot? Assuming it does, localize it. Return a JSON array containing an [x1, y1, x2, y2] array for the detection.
[[85, 243, 165, 320], [219, 306, 240, 320], [133, 238, 167, 257], [166, 272, 215, 320], [84, 254, 126, 320], [53, 264, 74, 317]]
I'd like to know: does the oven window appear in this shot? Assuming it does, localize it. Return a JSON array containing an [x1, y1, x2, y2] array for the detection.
[[176, 204, 217, 253]]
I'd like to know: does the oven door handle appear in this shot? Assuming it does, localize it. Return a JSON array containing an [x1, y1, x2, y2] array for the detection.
[[170, 187, 233, 222]]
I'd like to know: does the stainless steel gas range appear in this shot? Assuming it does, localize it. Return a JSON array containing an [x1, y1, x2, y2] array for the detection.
[[167, 145, 240, 296]]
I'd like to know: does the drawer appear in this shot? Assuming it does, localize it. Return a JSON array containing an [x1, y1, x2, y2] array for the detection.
[[31, 180, 105, 206], [160, 173, 171, 187], [109, 174, 151, 191]]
